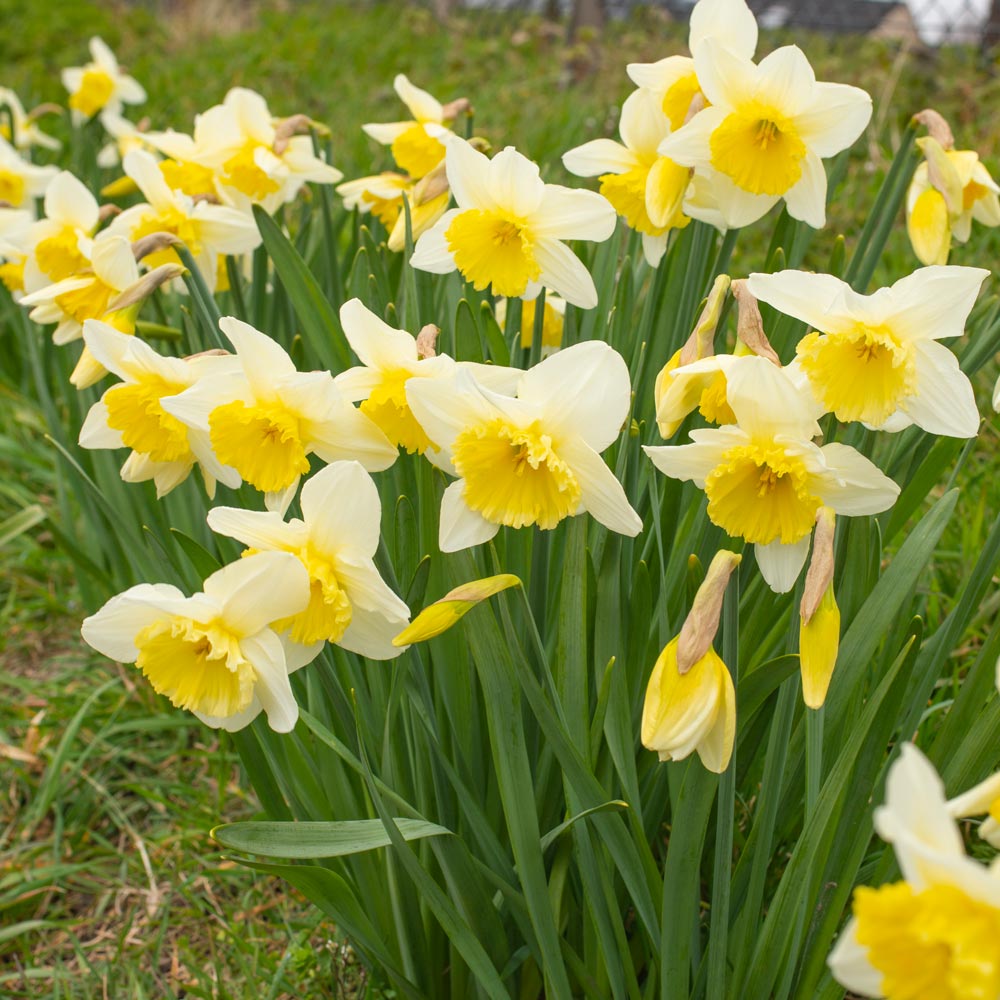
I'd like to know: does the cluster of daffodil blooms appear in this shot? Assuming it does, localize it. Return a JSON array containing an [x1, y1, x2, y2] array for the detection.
[[6, 7, 1000, 998]]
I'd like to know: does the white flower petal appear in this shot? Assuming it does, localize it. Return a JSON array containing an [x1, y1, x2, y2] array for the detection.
[[754, 46, 816, 116], [626, 55, 693, 93], [339, 297, 418, 370], [643, 434, 735, 488], [726, 355, 822, 439], [394, 74, 443, 123], [886, 265, 989, 342], [300, 460, 382, 558], [338, 605, 407, 660], [91, 234, 139, 292], [81, 583, 187, 662], [814, 443, 900, 515], [746, 269, 857, 335], [691, 40, 757, 112], [44, 171, 99, 230], [410, 211, 459, 274], [561, 440, 642, 537], [754, 536, 810, 593], [562, 138, 637, 178], [240, 631, 298, 733], [445, 137, 496, 210], [794, 82, 872, 158], [533, 236, 599, 309], [901, 339, 979, 438], [689, 0, 758, 59], [657, 107, 725, 170], [827, 919, 884, 998], [205, 550, 310, 637], [218, 315, 296, 392], [206, 506, 302, 551], [619, 88, 670, 157], [487, 146, 545, 219], [79, 399, 124, 450], [405, 367, 498, 460], [782, 151, 827, 229], [439, 479, 500, 552], [531, 186, 616, 243]]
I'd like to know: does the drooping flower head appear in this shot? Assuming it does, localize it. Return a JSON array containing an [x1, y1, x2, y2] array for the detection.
[[82, 551, 312, 732], [829, 745, 1000, 999], [748, 266, 988, 435], [405, 340, 642, 552], [412, 138, 616, 308], [0, 137, 57, 215], [62, 37, 146, 121], [160, 316, 397, 513], [645, 356, 898, 592], [208, 461, 410, 660], [563, 88, 691, 267], [0, 88, 61, 152]]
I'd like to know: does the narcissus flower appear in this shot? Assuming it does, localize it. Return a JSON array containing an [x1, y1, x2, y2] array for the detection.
[[948, 770, 1000, 849], [907, 135, 1000, 266], [563, 88, 690, 267], [0, 207, 33, 295], [161, 316, 397, 513], [405, 340, 643, 552], [496, 294, 567, 354], [829, 744, 1000, 999], [0, 88, 60, 152], [627, 0, 759, 130], [334, 298, 519, 456], [411, 139, 616, 308], [108, 150, 260, 292], [82, 551, 312, 732], [642, 550, 739, 773], [208, 461, 410, 660], [659, 42, 872, 229], [393, 575, 521, 645], [362, 74, 462, 178], [62, 37, 146, 121], [645, 356, 898, 592], [0, 137, 58, 215], [748, 266, 988, 435], [78, 319, 241, 498]]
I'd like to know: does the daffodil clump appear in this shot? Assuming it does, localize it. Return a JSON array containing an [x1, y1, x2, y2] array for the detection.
[[6, 14, 1000, 1000]]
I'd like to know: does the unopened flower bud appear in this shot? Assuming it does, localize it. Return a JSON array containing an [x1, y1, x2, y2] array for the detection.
[[677, 549, 741, 675], [732, 280, 780, 364]]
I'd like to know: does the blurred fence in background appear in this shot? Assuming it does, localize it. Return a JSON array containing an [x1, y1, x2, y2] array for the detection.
[[434, 0, 1000, 46]]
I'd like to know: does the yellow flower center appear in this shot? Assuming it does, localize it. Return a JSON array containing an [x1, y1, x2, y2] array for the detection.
[[208, 398, 310, 493], [600, 161, 666, 236], [160, 159, 218, 199], [853, 881, 1000, 1000], [453, 418, 581, 530], [35, 226, 90, 282], [104, 373, 192, 463], [0, 169, 26, 207], [222, 141, 281, 201], [704, 440, 820, 544], [796, 325, 916, 426], [55, 276, 117, 323], [963, 179, 991, 211], [662, 72, 705, 131], [446, 209, 541, 298], [70, 68, 115, 118], [391, 123, 446, 178], [131, 207, 201, 268], [272, 545, 353, 645], [709, 104, 807, 196], [697, 371, 735, 426], [518, 298, 564, 351], [0, 259, 25, 292], [135, 616, 255, 718], [366, 189, 403, 229], [360, 370, 432, 454]]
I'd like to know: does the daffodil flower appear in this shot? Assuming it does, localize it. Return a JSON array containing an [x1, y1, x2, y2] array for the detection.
[[161, 316, 397, 514], [948, 770, 1000, 849], [362, 74, 457, 178], [907, 136, 1000, 266], [96, 109, 151, 169], [146, 88, 341, 213], [0, 207, 33, 295], [412, 139, 616, 308], [659, 42, 871, 229], [644, 356, 898, 592], [563, 88, 691, 267], [21, 171, 98, 291], [334, 298, 520, 457], [78, 319, 241, 498], [405, 340, 643, 552], [747, 265, 988, 435], [62, 37, 146, 122], [207, 461, 410, 660], [829, 744, 1000, 999], [627, 0, 758, 131], [81, 551, 313, 732], [0, 137, 57, 215], [107, 150, 260, 292], [0, 88, 60, 152]]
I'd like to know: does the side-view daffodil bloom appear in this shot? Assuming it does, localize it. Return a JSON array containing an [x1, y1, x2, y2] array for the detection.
[[907, 135, 1000, 266], [0, 207, 32, 295], [108, 150, 261, 292], [659, 42, 872, 229], [161, 316, 397, 513], [96, 109, 150, 170], [627, 0, 759, 131], [362, 74, 461, 178], [642, 550, 740, 773], [0, 88, 61, 152], [645, 356, 899, 592], [748, 265, 988, 435], [496, 294, 567, 354], [0, 137, 58, 215], [208, 461, 411, 661], [22, 171, 98, 291], [405, 340, 643, 552], [82, 551, 312, 732], [334, 298, 520, 456], [62, 37, 146, 121], [563, 88, 691, 267], [78, 319, 241, 498], [412, 138, 616, 308], [829, 744, 1000, 999], [948, 769, 1000, 849]]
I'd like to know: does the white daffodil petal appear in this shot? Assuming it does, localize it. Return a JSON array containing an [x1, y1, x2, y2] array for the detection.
[[205, 550, 309, 636], [533, 237, 599, 309], [339, 605, 408, 660], [410, 211, 459, 273], [394, 74, 443, 123], [562, 440, 642, 537], [206, 506, 301, 552], [300, 460, 383, 558], [795, 82, 872, 158], [782, 151, 827, 230], [531, 185, 617, 242], [689, 0, 758, 59], [887, 265, 989, 342], [657, 108, 724, 169], [902, 339, 980, 438], [562, 139, 637, 178], [240, 631, 298, 733], [339, 297, 419, 369], [619, 88, 670, 157], [644, 438, 732, 488], [755, 536, 811, 593], [219, 315, 296, 389], [827, 919, 884, 998], [445, 137, 496, 210], [439, 479, 500, 552], [816, 443, 899, 515], [746, 269, 858, 335], [79, 400, 124, 449], [81, 583, 186, 662]]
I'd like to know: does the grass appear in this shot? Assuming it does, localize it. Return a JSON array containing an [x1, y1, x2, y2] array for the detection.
[[3, 0, 1000, 995]]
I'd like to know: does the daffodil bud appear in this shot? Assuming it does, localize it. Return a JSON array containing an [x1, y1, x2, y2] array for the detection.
[[392, 574, 521, 645], [107, 262, 185, 312], [731, 280, 780, 364], [799, 507, 840, 709], [679, 273, 730, 366], [917, 136, 964, 216], [677, 549, 741, 675], [131, 231, 181, 263]]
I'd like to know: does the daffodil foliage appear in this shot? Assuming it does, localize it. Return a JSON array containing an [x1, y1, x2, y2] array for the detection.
[[7, 9, 1000, 1000]]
